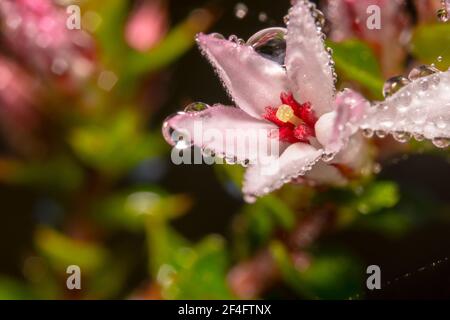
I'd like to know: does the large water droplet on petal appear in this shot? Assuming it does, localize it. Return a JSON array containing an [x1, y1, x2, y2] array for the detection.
[[408, 65, 439, 81], [184, 102, 209, 113], [162, 113, 193, 150], [383, 76, 410, 98], [247, 27, 287, 65]]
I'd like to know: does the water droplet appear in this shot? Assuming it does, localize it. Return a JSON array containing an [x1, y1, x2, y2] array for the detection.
[[408, 65, 439, 81], [430, 74, 441, 87], [313, 9, 326, 27], [362, 128, 374, 138], [225, 155, 238, 164], [437, 56, 443, 62], [244, 194, 257, 203], [375, 130, 387, 138], [321, 152, 335, 162], [228, 35, 239, 43], [418, 78, 429, 91], [397, 90, 412, 108], [247, 27, 287, 65], [413, 133, 425, 141], [234, 3, 248, 19], [162, 113, 193, 150], [211, 33, 225, 40], [437, 8, 449, 22], [436, 116, 447, 129], [184, 102, 209, 113], [383, 76, 410, 98], [393, 131, 411, 143], [432, 137, 449, 148]]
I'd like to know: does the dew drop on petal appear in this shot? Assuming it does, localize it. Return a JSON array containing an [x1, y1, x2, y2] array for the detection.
[[184, 102, 209, 113], [393, 131, 411, 143], [375, 130, 387, 138], [383, 76, 410, 98], [437, 8, 449, 22], [413, 133, 425, 141], [321, 152, 335, 162], [162, 113, 193, 150], [313, 9, 326, 27], [408, 65, 439, 81], [247, 27, 287, 65], [211, 33, 225, 40], [432, 137, 450, 148], [362, 128, 374, 138]]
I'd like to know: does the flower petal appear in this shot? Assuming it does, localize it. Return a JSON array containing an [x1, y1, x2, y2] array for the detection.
[[285, 1, 335, 116], [242, 142, 323, 202], [360, 70, 450, 143], [305, 161, 347, 186], [163, 104, 280, 165], [315, 89, 369, 154], [196, 33, 289, 119]]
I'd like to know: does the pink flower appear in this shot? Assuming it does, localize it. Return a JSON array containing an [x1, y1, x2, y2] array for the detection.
[[163, 1, 369, 202], [0, 56, 40, 150], [324, 0, 410, 77], [125, 0, 168, 52], [162, 0, 450, 202], [0, 0, 94, 81]]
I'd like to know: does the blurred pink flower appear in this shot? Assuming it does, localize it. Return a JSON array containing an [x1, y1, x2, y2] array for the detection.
[[125, 0, 168, 52], [0, 0, 95, 82], [0, 56, 40, 151], [415, 0, 442, 23], [324, 0, 410, 77]]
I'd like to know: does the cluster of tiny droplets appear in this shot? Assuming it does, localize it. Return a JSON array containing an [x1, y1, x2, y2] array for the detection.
[[360, 65, 449, 148], [284, 1, 337, 89]]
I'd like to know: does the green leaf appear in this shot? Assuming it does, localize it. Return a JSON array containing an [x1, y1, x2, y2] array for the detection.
[[93, 189, 191, 231], [35, 228, 108, 274], [69, 110, 164, 174], [160, 236, 234, 299], [270, 242, 363, 299], [411, 23, 450, 70], [352, 181, 399, 215], [328, 40, 384, 98], [0, 278, 36, 300]]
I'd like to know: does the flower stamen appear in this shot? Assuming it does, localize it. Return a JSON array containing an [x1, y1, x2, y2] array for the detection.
[[276, 104, 302, 126]]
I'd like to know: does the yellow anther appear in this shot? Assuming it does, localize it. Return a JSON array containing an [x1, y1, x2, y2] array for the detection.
[[276, 104, 302, 125]]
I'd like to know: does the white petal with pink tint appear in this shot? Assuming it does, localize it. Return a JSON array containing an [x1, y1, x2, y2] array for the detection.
[[163, 105, 279, 164], [196, 34, 289, 119], [360, 70, 450, 144], [285, 1, 335, 116], [316, 89, 369, 154], [242, 142, 323, 202]]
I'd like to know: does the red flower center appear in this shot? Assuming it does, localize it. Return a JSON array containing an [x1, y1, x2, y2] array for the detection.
[[263, 92, 317, 143]]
